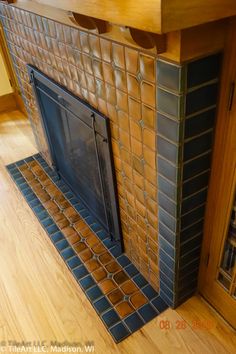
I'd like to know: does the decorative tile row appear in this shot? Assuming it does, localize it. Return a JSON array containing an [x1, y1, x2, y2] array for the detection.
[[7, 154, 168, 342]]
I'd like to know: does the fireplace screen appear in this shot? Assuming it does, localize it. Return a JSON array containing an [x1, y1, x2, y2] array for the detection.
[[27, 65, 122, 242]]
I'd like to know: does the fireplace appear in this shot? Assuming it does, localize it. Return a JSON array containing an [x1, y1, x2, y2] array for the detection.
[[28, 65, 122, 242], [0, 2, 222, 307]]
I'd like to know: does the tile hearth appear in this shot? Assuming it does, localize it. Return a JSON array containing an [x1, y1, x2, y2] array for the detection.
[[7, 153, 168, 343]]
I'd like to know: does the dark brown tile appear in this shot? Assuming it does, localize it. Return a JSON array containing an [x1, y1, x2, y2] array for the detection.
[[113, 271, 129, 285]]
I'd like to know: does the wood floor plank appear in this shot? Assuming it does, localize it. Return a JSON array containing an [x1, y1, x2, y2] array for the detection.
[[0, 110, 235, 354]]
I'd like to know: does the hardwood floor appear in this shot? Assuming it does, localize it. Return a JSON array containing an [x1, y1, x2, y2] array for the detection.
[[0, 110, 235, 354]]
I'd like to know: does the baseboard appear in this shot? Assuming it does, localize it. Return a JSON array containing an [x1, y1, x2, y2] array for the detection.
[[0, 92, 17, 113]]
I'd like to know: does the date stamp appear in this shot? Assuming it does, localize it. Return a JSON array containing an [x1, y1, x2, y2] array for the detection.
[[158, 319, 215, 331]]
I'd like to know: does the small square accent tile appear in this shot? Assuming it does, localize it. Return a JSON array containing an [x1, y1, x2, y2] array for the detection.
[[6, 154, 168, 343]]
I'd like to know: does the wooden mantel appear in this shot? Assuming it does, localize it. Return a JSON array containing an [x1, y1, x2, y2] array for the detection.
[[10, 0, 236, 34]]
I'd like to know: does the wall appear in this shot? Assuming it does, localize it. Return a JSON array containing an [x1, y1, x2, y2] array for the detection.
[[0, 3, 222, 306], [0, 4, 160, 291], [0, 49, 12, 96]]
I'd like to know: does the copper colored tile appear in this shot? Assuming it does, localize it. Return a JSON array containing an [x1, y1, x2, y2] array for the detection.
[[105, 260, 121, 274], [31, 184, 44, 194], [62, 226, 77, 238], [116, 90, 128, 112], [139, 53, 155, 82], [44, 200, 59, 215], [115, 301, 134, 318], [27, 160, 38, 168], [130, 292, 148, 309], [73, 242, 87, 254], [113, 271, 129, 285], [92, 243, 106, 255], [85, 259, 100, 272], [57, 216, 70, 229], [18, 164, 28, 171], [21, 170, 35, 181], [99, 279, 116, 294], [53, 211, 66, 222], [107, 288, 124, 305], [31, 165, 43, 176], [67, 213, 81, 224], [125, 47, 139, 75], [100, 38, 112, 63], [92, 267, 107, 282], [67, 233, 81, 245], [40, 176, 52, 187], [73, 220, 88, 233], [102, 62, 114, 85], [63, 206, 77, 218], [112, 43, 125, 69], [45, 184, 58, 197], [38, 190, 51, 203], [120, 280, 139, 295], [54, 195, 70, 210], [80, 248, 93, 262], [86, 234, 100, 248], [141, 81, 155, 108], [99, 252, 113, 265]]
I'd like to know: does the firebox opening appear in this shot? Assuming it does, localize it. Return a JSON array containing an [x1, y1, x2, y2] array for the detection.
[[27, 64, 123, 245]]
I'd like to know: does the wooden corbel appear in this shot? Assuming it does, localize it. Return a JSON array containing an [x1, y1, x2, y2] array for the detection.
[[120, 27, 166, 53], [68, 12, 108, 34]]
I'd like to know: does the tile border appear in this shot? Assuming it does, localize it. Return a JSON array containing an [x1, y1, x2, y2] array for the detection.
[[156, 53, 222, 307], [6, 153, 168, 342]]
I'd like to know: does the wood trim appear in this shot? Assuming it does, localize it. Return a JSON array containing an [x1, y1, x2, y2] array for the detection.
[[19, 0, 162, 33], [162, 0, 236, 33], [160, 20, 227, 63], [0, 23, 26, 114], [12, 1, 228, 63], [198, 18, 236, 328], [10, 0, 236, 34], [0, 93, 17, 113]]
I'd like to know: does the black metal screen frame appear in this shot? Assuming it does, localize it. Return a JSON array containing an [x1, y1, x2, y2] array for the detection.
[[27, 64, 123, 244]]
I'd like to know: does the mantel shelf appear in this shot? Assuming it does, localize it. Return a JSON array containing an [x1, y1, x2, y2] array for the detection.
[[4, 0, 236, 34]]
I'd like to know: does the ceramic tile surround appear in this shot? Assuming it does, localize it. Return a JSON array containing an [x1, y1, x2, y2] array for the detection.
[[157, 54, 222, 306], [0, 4, 159, 291], [0, 2, 222, 308], [6, 154, 168, 342]]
